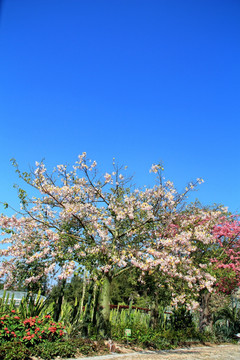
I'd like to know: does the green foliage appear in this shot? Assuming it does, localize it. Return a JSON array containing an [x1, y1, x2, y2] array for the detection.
[[170, 306, 194, 331], [30, 338, 109, 360], [31, 341, 75, 360], [0, 291, 16, 313], [110, 307, 170, 348], [110, 307, 151, 329], [0, 311, 65, 345], [11, 260, 48, 294], [0, 341, 31, 360], [110, 269, 172, 310], [0, 338, 109, 360], [213, 304, 240, 340], [0, 290, 53, 322], [60, 275, 85, 305], [111, 269, 143, 305], [58, 298, 83, 337], [111, 319, 212, 349], [161, 327, 215, 346], [18, 291, 53, 318], [109, 305, 214, 349]]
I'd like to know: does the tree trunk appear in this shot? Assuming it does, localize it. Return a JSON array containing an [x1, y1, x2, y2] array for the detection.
[[199, 291, 212, 332], [97, 275, 111, 337]]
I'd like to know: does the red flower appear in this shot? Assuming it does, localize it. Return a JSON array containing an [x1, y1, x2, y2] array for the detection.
[[48, 326, 57, 333], [11, 310, 16, 313]]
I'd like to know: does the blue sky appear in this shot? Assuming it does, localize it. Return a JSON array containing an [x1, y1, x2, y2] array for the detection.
[[0, 0, 239, 213]]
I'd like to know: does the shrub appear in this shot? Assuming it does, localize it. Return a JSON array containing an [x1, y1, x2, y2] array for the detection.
[[0, 311, 66, 345], [213, 305, 240, 340], [170, 306, 194, 331], [31, 341, 76, 360], [0, 341, 31, 360], [31, 338, 109, 360]]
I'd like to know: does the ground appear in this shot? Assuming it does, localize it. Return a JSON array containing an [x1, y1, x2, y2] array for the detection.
[[75, 344, 240, 360]]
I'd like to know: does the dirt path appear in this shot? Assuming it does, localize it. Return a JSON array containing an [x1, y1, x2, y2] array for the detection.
[[74, 344, 240, 360]]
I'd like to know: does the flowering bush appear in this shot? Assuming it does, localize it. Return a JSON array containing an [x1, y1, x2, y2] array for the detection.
[[0, 311, 66, 345]]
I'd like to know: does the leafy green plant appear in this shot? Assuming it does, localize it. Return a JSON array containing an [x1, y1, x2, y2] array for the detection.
[[31, 338, 109, 360], [170, 306, 194, 331], [213, 304, 240, 339], [0, 291, 16, 313], [0, 312, 65, 345], [0, 341, 31, 360], [31, 341, 75, 360], [18, 291, 53, 318], [110, 305, 214, 349], [0, 310, 24, 342], [58, 297, 81, 337], [110, 308, 150, 329]]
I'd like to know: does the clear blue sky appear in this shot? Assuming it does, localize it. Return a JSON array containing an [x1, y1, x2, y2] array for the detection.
[[0, 0, 239, 213]]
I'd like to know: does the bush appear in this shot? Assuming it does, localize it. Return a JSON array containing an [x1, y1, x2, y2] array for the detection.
[[111, 320, 216, 350], [170, 306, 194, 331], [0, 341, 31, 360], [32, 338, 109, 359], [0, 338, 109, 360], [0, 311, 65, 345], [213, 305, 240, 340], [31, 341, 76, 360]]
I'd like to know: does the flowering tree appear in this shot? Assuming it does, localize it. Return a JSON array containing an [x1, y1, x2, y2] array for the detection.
[[132, 203, 225, 318], [159, 205, 238, 331], [212, 216, 240, 294], [0, 153, 221, 334]]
